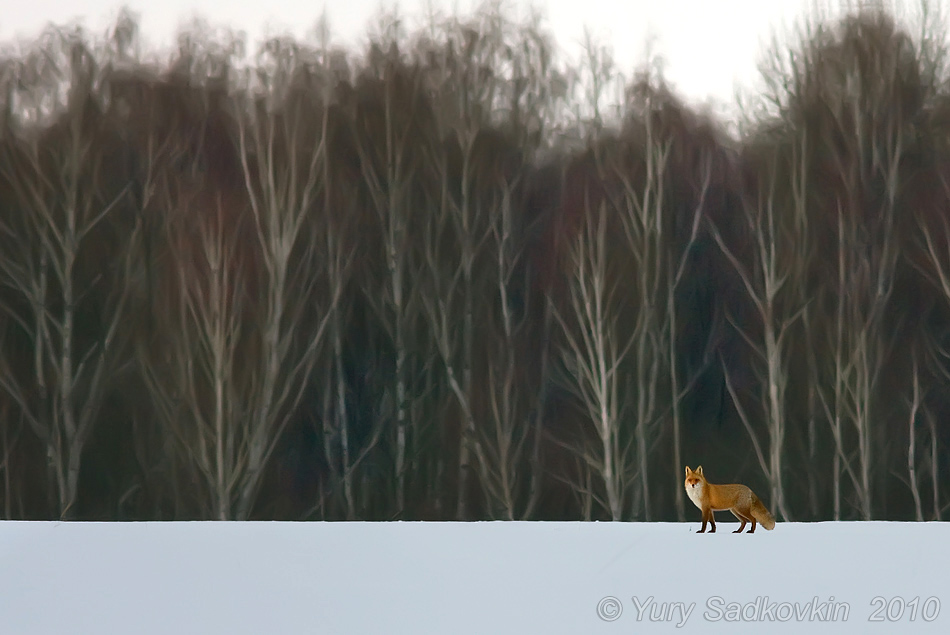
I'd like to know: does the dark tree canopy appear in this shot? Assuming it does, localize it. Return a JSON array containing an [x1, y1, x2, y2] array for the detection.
[[0, 3, 947, 521]]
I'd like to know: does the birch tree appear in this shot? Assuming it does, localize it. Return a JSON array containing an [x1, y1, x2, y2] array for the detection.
[[765, 10, 916, 519], [235, 38, 342, 519], [827, 32, 907, 521], [590, 80, 708, 521], [707, 147, 807, 522], [414, 9, 564, 518], [913, 206, 950, 520], [609, 129, 668, 521], [554, 193, 632, 521], [905, 350, 925, 521], [0, 33, 137, 518], [140, 191, 248, 520], [419, 137, 488, 520], [352, 52, 426, 516]]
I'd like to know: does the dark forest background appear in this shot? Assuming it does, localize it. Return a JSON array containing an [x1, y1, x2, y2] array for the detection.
[[0, 2, 949, 521]]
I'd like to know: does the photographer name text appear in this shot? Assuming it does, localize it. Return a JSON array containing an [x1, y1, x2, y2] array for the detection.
[[595, 595, 941, 626]]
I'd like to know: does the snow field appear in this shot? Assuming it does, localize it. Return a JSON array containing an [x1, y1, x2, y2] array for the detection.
[[0, 521, 946, 634]]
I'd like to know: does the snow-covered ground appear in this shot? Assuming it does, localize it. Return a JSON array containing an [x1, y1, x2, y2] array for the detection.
[[1, 521, 946, 634]]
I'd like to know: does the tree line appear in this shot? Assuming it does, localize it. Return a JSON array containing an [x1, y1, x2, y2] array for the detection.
[[0, 4, 948, 521]]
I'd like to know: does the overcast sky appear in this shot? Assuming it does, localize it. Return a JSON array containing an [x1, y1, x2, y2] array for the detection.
[[0, 0, 898, 108]]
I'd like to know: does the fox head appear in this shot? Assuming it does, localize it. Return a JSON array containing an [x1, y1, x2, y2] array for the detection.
[[684, 465, 706, 490]]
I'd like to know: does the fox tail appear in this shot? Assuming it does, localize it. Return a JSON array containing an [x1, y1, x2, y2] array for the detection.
[[751, 496, 776, 530]]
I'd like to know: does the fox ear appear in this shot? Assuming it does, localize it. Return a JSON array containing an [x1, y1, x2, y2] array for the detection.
[[685, 466, 691, 476], [696, 465, 703, 475]]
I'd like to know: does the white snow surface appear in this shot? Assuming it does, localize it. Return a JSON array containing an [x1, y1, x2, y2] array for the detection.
[[1, 520, 947, 634]]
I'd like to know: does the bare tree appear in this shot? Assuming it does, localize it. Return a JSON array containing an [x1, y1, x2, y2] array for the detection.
[[0, 32, 137, 518], [707, 146, 807, 522], [554, 193, 633, 521], [926, 409, 941, 520], [914, 207, 950, 521], [413, 8, 563, 519], [555, 55, 712, 522], [316, 95, 372, 522], [549, 38, 637, 522], [663, 155, 709, 522], [763, 10, 915, 520], [610, 136, 668, 521], [592, 82, 709, 521], [419, 165, 486, 520], [142, 194, 247, 520], [235, 39, 343, 519], [0, 382, 23, 518], [352, 56, 426, 517], [905, 350, 925, 521], [419, 115, 492, 519]]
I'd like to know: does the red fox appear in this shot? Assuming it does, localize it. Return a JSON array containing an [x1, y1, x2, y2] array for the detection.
[[684, 466, 775, 533]]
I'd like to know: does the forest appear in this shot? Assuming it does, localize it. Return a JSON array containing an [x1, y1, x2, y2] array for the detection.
[[0, 2, 948, 521]]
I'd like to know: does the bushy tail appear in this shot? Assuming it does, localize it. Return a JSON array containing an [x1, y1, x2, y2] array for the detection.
[[751, 496, 776, 530]]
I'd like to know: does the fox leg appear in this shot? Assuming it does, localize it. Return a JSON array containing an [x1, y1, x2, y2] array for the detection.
[[698, 508, 715, 533], [730, 510, 747, 533], [732, 510, 755, 534]]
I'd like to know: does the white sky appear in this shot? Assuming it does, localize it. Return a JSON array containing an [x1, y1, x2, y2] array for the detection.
[[0, 0, 900, 109]]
